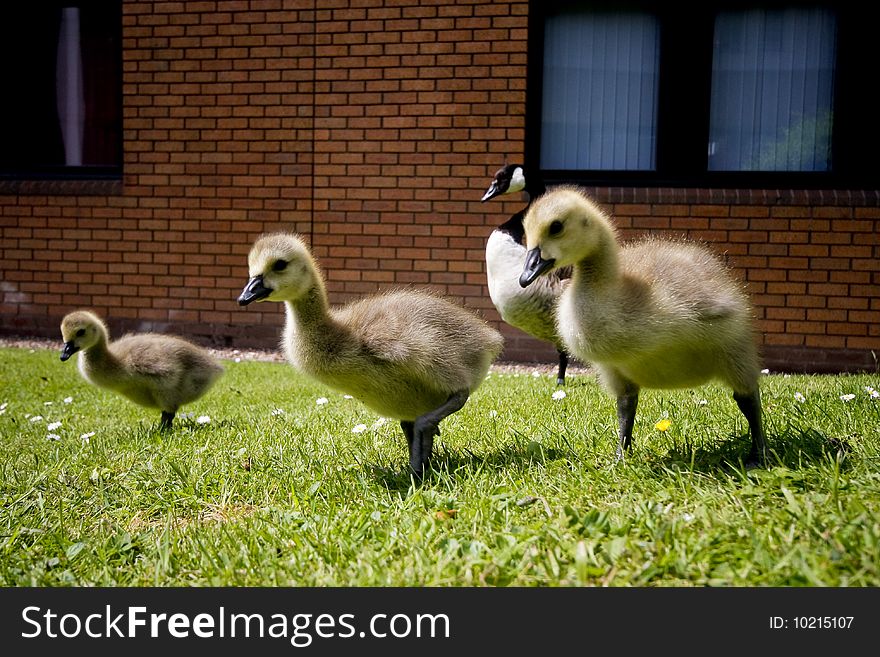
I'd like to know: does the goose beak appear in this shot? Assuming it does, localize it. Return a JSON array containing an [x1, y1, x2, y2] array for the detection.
[[60, 341, 78, 361], [238, 275, 273, 306], [520, 248, 555, 287], [481, 180, 502, 202]]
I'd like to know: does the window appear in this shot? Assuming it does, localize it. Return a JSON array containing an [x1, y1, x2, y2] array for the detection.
[[528, 2, 879, 188], [708, 8, 836, 172], [541, 12, 660, 170], [0, 2, 122, 179]]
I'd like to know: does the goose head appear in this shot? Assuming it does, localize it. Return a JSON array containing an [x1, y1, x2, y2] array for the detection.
[[481, 163, 527, 202], [238, 233, 320, 306], [60, 310, 104, 361], [520, 187, 614, 288]]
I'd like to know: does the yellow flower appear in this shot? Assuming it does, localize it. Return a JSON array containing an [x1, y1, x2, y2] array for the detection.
[[654, 419, 672, 432]]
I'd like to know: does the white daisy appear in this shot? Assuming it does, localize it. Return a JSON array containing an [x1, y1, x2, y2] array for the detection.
[[63, 397, 73, 404], [47, 421, 62, 431], [839, 394, 855, 402], [488, 409, 498, 418], [29, 415, 44, 423], [551, 390, 566, 400], [371, 417, 388, 429], [80, 432, 95, 441], [351, 424, 368, 434], [794, 392, 806, 403], [761, 368, 770, 374], [47, 434, 61, 441], [316, 397, 329, 406], [196, 415, 211, 424], [271, 408, 285, 416]]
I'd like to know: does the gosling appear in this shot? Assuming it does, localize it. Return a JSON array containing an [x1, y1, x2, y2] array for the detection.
[[59, 310, 224, 430], [519, 186, 767, 464], [238, 232, 504, 477], [481, 163, 572, 385]]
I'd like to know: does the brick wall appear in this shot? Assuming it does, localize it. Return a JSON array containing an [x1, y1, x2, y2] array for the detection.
[[1, 0, 878, 373]]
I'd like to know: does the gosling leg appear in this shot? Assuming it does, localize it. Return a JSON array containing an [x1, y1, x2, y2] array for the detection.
[[401, 419, 427, 477], [615, 385, 640, 461], [159, 410, 175, 431], [556, 350, 569, 386], [400, 420, 415, 456], [409, 390, 469, 477], [734, 390, 767, 465]]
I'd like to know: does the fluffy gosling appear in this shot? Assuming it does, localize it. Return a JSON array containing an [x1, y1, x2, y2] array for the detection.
[[59, 310, 223, 429], [520, 186, 767, 464], [238, 232, 504, 477]]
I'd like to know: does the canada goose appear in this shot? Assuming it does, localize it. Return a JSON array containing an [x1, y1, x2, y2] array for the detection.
[[481, 163, 571, 385], [519, 186, 767, 464], [59, 310, 224, 429], [238, 232, 504, 477]]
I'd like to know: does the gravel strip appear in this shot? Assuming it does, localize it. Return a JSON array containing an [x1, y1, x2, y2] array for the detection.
[[0, 335, 592, 376]]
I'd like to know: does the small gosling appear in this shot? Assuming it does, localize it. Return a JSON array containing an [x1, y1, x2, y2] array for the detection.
[[520, 186, 767, 464], [59, 310, 224, 429], [238, 232, 505, 477]]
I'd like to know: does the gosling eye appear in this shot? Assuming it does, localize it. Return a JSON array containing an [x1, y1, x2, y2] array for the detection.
[[272, 260, 288, 272], [548, 220, 564, 236], [75, 328, 86, 338]]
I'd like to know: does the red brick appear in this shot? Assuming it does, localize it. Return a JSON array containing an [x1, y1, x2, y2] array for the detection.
[[805, 335, 847, 349]]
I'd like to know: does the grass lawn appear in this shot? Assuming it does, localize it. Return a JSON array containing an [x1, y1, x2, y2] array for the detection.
[[1, 345, 878, 586]]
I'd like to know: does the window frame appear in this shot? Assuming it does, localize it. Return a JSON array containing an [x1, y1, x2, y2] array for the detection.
[[526, 1, 880, 190]]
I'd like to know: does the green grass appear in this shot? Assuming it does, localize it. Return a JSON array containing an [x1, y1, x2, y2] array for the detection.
[[1, 345, 878, 586]]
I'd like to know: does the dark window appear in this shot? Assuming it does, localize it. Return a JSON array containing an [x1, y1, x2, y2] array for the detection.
[[0, 2, 122, 179], [527, 1, 880, 188], [540, 11, 660, 170], [707, 7, 836, 172]]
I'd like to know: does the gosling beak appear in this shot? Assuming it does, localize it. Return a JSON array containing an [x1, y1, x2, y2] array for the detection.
[[481, 180, 503, 202], [238, 275, 273, 306], [520, 248, 555, 288], [60, 341, 78, 362]]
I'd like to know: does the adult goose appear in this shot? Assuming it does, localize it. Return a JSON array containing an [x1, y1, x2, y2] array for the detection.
[[481, 163, 571, 385]]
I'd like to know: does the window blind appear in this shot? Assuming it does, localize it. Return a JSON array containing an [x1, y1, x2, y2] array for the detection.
[[708, 8, 837, 171], [540, 11, 660, 171]]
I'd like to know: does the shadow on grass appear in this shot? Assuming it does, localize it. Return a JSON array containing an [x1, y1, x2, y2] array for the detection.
[[367, 441, 585, 491], [654, 426, 853, 475], [368, 424, 854, 491]]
